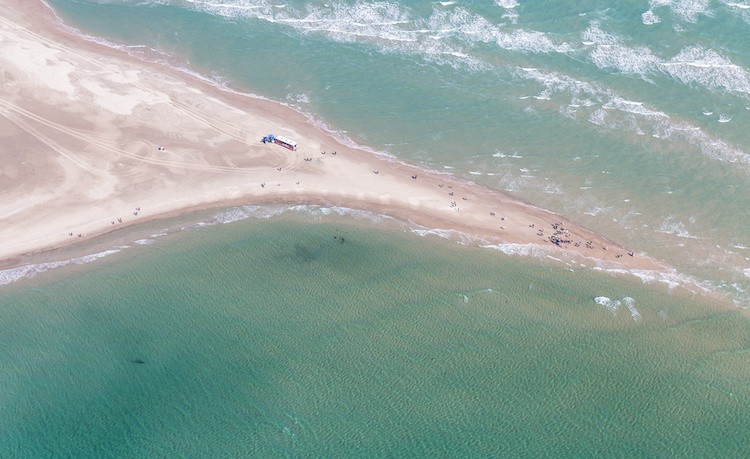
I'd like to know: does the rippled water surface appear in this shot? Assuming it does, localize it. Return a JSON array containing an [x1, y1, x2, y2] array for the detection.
[[4, 0, 750, 454], [2, 214, 749, 455]]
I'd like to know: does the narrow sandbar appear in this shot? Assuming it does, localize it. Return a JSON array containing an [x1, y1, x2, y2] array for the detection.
[[0, 0, 666, 274]]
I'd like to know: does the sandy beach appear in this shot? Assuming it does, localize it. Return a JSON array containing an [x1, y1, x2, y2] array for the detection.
[[0, 0, 667, 274]]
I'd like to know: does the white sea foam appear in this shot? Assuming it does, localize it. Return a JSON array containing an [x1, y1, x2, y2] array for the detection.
[[659, 217, 698, 239], [581, 205, 613, 217], [593, 266, 712, 294], [495, 0, 519, 8], [649, 0, 713, 23], [286, 92, 310, 105], [184, 0, 573, 72], [661, 47, 750, 95], [492, 151, 523, 158], [718, 114, 733, 123], [517, 66, 750, 167], [196, 204, 394, 228], [591, 295, 640, 322], [582, 24, 660, 80], [642, 9, 661, 24], [587, 108, 607, 126], [427, 8, 570, 54], [518, 67, 600, 109], [412, 227, 488, 245], [298, 205, 391, 222], [495, 29, 571, 53], [494, 169, 563, 195], [579, 22, 750, 99], [491, 0, 520, 23], [594, 296, 620, 314], [197, 207, 261, 226], [184, 0, 490, 71], [483, 242, 552, 258], [603, 97, 669, 118], [0, 249, 122, 286], [721, 1, 750, 10], [621, 296, 641, 321]]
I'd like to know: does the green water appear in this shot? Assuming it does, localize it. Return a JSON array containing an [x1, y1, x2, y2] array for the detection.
[[2, 215, 749, 456], [4, 0, 750, 454]]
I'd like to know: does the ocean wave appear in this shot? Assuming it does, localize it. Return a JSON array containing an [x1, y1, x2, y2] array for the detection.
[[581, 205, 613, 217], [495, 0, 519, 8], [594, 296, 641, 321], [182, 0, 491, 71], [581, 24, 750, 97], [517, 66, 750, 166], [179, 0, 574, 72], [594, 296, 620, 314], [492, 168, 564, 195], [411, 227, 489, 245], [642, 9, 661, 24], [658, 217, 699, 239], [582, 24, 660, 80], [661, 47, 750, 96], [648, 0, 713, 23], [195, 204, 396, 228], [492, 150, 523, 159], [483, 242, 554, 258], [425, 8, 571, 54], [720, 0, 750, 10], [495, 0, 519, 23], [622, 296, 641, 321], [0, 249, 123, 286], [593, 265, 712, 294]]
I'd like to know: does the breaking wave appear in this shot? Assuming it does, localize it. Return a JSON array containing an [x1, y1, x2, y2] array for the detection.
[[647, 0, 713, 23], [594, 296, 641, 321], [194, 204, 395, 228], [517, 66, 750, 166], [582, 23, 750, 97], [171, 0, 575, 72], [0, 249, 124, 286]]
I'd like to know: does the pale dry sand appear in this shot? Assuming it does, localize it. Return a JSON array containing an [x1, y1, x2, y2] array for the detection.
[[0, 0, 667, 274]]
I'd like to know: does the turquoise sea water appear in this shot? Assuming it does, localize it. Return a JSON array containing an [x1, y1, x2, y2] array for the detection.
[[3, 212, 750, 456], [3, 0, 750, 455]]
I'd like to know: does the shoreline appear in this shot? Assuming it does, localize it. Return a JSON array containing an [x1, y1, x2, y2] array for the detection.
[[1, 201, 727, 313], [1, 0, 673, 279]]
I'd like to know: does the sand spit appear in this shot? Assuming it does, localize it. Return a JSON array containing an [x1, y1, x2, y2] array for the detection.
[[0, 0, 665, 275]]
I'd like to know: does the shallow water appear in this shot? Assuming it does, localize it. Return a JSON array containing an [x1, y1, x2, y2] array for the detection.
[[4, 0, 750, 454], [2, 213, 749, 456]]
